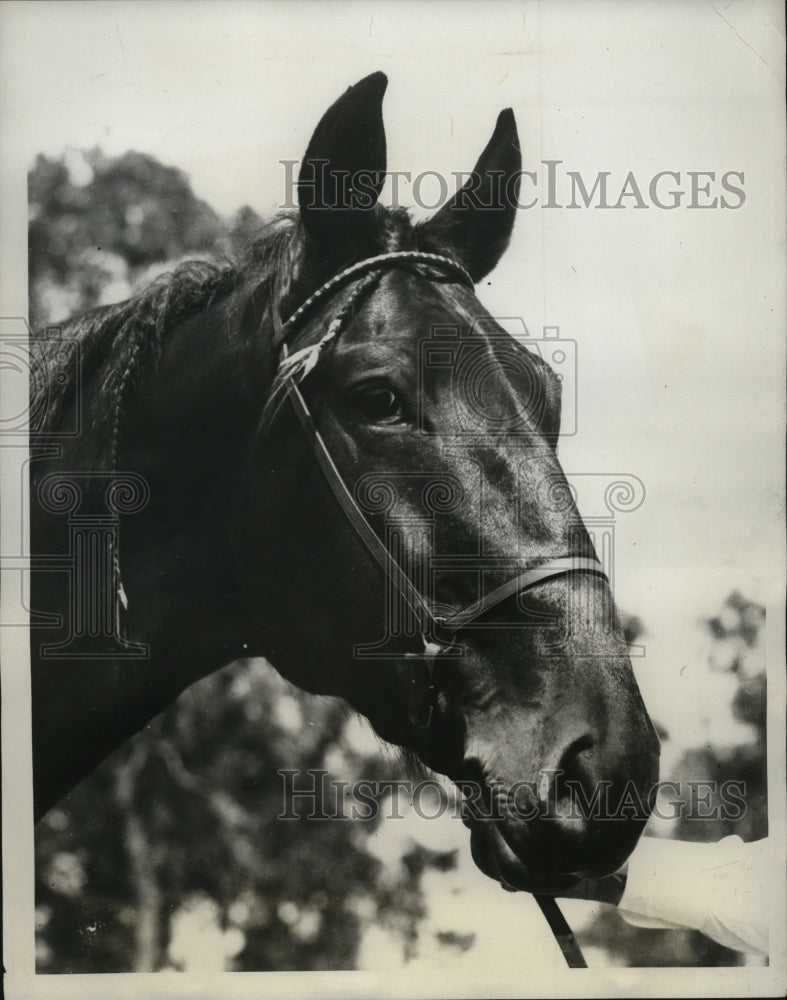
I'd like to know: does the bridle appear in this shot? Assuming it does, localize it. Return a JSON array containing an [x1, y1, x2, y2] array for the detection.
[[272, 249, 606, 693], [272, 249, 598, 967]]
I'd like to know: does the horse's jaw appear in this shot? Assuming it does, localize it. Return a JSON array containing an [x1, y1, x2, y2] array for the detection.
[[465, 816, 582, 895]]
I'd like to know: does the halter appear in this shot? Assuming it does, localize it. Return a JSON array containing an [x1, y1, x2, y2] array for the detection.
[[274, 249, 596, 968]]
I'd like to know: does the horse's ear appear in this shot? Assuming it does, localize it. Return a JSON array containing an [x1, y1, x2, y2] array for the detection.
[[420, 109, 521, 282], [298, 72, 388, 242]]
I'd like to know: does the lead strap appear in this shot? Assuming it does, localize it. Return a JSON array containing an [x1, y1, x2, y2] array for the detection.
[[534, 896, 588, 969]]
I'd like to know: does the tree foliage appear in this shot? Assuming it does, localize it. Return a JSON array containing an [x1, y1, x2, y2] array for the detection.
[[29, 148, 255, 329], [36, 660, 429, 971]]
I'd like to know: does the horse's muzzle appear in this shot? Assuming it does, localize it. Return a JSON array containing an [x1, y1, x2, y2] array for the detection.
[[462, 719, 660, 892]]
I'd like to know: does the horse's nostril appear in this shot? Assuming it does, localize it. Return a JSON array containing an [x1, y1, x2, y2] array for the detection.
[[536, 733, 598, 846], [557, 733, 597, 787], [538, 733, 596, 801]]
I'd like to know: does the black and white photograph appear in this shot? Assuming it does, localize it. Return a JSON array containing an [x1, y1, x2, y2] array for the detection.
[[1, 2, 785, 997]]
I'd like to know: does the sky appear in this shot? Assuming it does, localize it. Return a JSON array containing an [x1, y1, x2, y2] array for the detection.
[[0, 1, 785, 989]]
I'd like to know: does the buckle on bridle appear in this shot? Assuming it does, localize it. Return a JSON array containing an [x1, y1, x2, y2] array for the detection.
[[402, 632, 463, 729]]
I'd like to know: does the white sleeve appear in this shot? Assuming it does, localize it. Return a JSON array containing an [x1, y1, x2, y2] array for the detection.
[[617, 835, 770, 957]]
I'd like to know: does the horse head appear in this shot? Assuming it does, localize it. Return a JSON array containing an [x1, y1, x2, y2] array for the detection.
[[239, 73, 660, 893]]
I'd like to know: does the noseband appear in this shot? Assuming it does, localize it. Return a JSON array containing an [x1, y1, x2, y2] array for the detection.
[[273, 251, 598, 969]]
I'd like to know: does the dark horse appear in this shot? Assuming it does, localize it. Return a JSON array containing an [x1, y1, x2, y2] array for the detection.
[[31, 73, 659, 899]]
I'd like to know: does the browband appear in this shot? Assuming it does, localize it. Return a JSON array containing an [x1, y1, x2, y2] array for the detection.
[[274, 250, 474, 351]]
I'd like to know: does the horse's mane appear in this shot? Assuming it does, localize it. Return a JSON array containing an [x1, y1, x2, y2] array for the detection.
[[31, 214, 298, 436], [33, 205, 449, 440]]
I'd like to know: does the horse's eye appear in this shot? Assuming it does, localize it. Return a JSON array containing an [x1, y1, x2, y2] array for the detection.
[[352, 385, 404, 424]]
